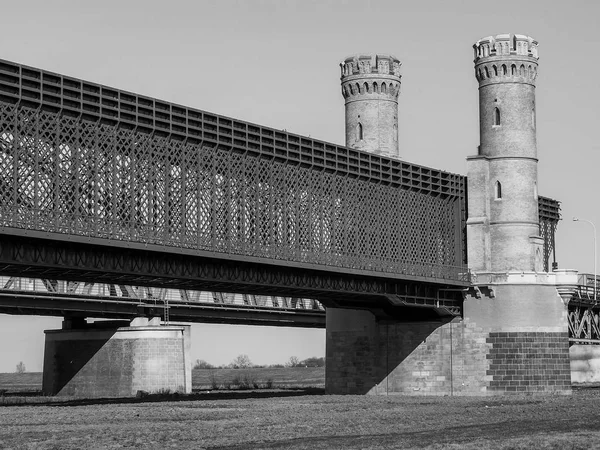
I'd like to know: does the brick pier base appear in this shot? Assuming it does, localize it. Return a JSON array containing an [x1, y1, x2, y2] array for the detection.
[[42, 319, 192, 397], [326, 272, 573, 395]]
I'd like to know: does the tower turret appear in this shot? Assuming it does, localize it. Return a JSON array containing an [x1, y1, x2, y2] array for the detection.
[[467, 34, 543, 272], [340, 54, 401, 157]]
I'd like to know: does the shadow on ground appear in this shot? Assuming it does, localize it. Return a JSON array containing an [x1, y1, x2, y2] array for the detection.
[[0, 387, 325, 407]]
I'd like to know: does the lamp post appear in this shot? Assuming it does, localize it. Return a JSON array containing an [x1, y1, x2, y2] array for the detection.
[[573, 217, 597, 303]]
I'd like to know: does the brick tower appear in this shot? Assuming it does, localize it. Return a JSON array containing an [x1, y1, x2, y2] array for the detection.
[[326, 36, 573, 396], [340, 55, 401, 158], [463, 34, 572, 395], [467, 34, 544, 272]]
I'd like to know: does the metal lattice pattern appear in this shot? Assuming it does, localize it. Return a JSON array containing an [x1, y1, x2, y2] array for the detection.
[[0, 276, 324, 310], [0, 104, 465, 281], [538, 196, 560, 272], [568, 307, 600, 342]]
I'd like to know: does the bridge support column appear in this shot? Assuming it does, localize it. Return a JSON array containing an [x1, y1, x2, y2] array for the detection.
[[42, 318, 191, 397], [326, 272, 573, 395]]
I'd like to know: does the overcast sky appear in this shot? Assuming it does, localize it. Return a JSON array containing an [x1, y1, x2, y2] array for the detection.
[[0, 0, 598, 372]]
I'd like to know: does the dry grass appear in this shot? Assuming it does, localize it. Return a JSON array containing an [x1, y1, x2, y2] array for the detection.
[[0, 387, 599, 449], [2, 373, 600, 449]]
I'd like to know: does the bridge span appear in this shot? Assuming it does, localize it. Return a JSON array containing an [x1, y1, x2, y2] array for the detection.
[[0, 38, 581, 398], [0, 58, 560, 321]]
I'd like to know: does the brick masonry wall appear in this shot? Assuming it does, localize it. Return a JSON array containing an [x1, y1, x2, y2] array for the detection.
[[487, 332, 571, 393], [326, 308, 572, 396], [327, 319, 493, 395], [326, 327, 377, 394]]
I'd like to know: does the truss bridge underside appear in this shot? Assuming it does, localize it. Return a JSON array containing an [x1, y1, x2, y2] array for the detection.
[[0, 276, 326, 327], [0, 58, 560, 322], [568, 274, 600, 344]]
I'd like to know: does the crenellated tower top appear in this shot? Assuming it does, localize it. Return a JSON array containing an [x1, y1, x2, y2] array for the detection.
[[339, 54, 402, 157], [473, 34, 539, 86], [340, 54, 402, 78]]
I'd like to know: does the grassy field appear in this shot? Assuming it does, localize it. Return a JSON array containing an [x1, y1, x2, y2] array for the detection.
[[2, 372, 600, 449], [1, 387, 600, 449], [0, 372, 42, 393], [0, 367, 324, 394]]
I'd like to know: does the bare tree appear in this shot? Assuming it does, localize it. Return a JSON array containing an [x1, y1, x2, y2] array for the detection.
[[15, 361, 26, 374], [193, 359, 215, 369], [230, 354, 253, 369], [287, 356, 300, 368]]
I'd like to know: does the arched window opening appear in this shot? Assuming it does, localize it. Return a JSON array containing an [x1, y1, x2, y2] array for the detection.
[[494, 107, 500, 126], [363, 82, 369, 93], [373, 82, 378, 93], [356, 122, 363, 141], [485, 66, 490, 78], [519, 65, 525, 76], [502, 64, 507, 75], [493, 65, 498, 76], [495, 181, 502, 199], [355, 83, 360, 94], [511, 64, 516, 76], [381, 83, 387, 94]]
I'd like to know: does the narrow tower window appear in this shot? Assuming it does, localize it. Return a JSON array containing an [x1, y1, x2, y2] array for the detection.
[[495, 181, 502, 199], [502, 64, 507, 76], [356, 122, 363, 141], [493, 107, 501, 126]]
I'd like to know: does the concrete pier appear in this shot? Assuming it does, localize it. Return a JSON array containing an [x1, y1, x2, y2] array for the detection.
[[42, 318, 191, 397], [326, 272, 574, 395]]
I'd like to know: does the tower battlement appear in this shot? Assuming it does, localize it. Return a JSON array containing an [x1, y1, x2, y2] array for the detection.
[[340, 54, 401, 78], [473, 34, 539, 85], [474, 34, 539, 60]]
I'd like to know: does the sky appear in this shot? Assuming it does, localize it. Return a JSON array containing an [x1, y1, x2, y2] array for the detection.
[[0, 0, 598, 372]]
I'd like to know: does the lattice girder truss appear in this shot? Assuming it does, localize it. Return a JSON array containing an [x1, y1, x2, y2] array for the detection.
[[568, 305, 600, 343], [0, 275, 326, 327], [0, 276, 323, 310], [0, 104, 466, 284]]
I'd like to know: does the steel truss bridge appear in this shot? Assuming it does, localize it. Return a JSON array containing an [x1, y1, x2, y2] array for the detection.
[[568, 274, 600, 344], [0, 58, 560, 324]]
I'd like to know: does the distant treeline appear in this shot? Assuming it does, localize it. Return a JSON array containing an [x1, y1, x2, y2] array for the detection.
[[194, 355, 325, 370]]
